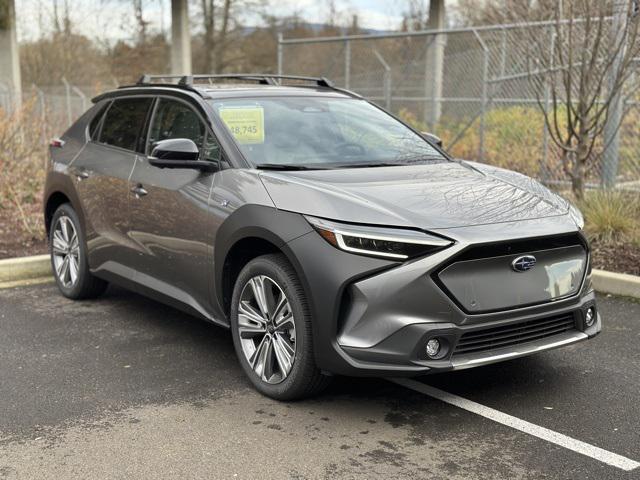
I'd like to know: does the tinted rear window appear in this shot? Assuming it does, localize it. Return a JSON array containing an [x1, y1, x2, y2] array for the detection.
[[88, 102, 110, 139], [99, 97, 153, 152]]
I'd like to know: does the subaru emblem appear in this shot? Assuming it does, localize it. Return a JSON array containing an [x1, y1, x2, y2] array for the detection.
[[512, 255, 536, 272]]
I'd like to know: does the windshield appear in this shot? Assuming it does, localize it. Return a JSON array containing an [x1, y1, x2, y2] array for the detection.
[[210, 96, 447, 169]]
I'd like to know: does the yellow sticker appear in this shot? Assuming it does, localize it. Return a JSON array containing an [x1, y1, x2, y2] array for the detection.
[[219, 106, 265, 144]]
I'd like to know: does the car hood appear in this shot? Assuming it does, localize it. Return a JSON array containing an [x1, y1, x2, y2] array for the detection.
[[258, 161, 571, 229]]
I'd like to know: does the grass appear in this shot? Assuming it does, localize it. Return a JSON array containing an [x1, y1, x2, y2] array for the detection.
[[578, 190, 640, 244]]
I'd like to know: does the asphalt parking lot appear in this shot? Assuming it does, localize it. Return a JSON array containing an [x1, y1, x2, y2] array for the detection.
[[0, 283, 638, 479]]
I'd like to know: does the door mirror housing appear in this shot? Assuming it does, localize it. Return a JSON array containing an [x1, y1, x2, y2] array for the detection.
[[149, 138, 217, 172], [421, 132, 443, 148]]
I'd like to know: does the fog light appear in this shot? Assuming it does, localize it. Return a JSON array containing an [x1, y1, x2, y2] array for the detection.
[[426, 338, 441, 358], [585, 307, 596, 327]]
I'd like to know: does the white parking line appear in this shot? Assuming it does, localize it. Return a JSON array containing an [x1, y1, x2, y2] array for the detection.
[[390, 378, 640, 472]]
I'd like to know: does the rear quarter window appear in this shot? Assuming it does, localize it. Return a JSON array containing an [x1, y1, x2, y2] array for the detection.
[[99, 97, 154, 152], [88, 102, 110, 140]]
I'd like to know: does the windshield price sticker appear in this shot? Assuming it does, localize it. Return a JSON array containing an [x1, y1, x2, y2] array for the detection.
[[219, 107, 265, 144]]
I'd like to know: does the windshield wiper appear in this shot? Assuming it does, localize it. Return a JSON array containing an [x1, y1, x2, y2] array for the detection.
[[333, 162, 407, 169], [254, 163, 329, 171]]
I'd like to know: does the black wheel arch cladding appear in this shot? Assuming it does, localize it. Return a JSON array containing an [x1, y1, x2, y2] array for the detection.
[[214, 204, 314, 319]]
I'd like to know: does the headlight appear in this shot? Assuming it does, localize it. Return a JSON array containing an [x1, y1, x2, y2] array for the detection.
[[305, 216, 453, 260]]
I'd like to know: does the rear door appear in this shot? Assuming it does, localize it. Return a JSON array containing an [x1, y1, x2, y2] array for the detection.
[[128, 96, 222, 315], [71, 96, 154, 276]]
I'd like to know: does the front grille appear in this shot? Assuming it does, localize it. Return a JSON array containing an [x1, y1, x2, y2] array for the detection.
[[444, 233, 586, 264], [433, 233, 588, 314], [453, 313, 577, 355]]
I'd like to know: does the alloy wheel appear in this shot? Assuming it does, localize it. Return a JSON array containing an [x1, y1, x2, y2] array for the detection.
[[237, 275, 296, 384], [52, 215, 80, 289]]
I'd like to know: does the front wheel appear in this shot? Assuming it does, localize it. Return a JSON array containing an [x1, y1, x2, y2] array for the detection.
[[230, 254, 331, 400]]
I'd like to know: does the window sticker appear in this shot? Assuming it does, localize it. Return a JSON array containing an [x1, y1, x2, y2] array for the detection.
[[219, 106, 265, 144]]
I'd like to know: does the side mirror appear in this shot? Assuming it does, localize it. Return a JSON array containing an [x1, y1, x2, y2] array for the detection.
[[421, 132, 443, 148], [149, 138, 217, 172]]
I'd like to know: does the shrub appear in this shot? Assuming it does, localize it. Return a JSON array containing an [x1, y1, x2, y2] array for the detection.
[[579, 190, 639, 243], [0, 99, 50, 242]]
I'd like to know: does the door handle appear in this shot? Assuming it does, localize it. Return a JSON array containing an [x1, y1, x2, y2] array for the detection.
[[131, 184, 148, 198]]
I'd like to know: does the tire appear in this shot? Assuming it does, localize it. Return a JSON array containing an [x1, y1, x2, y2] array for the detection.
[[49, 203, 108, 299], [230, 253, 332, 400]]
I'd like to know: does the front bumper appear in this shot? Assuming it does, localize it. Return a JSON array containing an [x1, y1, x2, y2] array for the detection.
[[284, 215, 601, 377], [340, 302, 601, 374]]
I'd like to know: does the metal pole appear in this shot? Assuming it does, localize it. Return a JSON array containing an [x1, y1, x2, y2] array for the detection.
[[423, 35, 433, 125], [385, 71, 392, 111], [542, 32, 556, 184], [344, 40, 351, 89], [0, 81, 8, 112], [277, 32, 283, 76], [72, 85, 87, 112], [602, 2, 626, 188], [61, 77, 72, 126], [372, 49, 391, 110], [32, 84, 47, 151], [473, 29, 489, 162], [500, 27, 507, 79]]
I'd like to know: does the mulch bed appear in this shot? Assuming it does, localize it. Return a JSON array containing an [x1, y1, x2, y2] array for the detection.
[[0, 213, 47, 260], [590, 239, 640, 277], [0, 236, 47, 259]]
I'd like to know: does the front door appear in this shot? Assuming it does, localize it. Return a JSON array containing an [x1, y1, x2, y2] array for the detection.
[[128, 97, 223, 316], [72, 97, 154, 276]]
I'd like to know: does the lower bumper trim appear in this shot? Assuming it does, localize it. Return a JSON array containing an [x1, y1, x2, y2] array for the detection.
[[451, 330, 588, 370]]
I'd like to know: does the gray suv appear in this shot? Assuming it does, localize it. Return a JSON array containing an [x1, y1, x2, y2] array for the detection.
[[44, 74, 601, 400]]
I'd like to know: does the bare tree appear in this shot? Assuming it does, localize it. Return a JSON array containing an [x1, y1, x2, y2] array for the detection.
[[200, 0, 232, 73], [519, 0, 640, 198], [132, 0, 150, 44]]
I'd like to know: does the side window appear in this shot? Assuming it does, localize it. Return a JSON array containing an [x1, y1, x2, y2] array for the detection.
[[99, 97, 153, 152], [88, 102, 110, 140], [148, 99, 206, 153], [202, 131, 222, 163]]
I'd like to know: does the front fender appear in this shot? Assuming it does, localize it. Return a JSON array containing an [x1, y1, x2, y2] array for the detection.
[[213, 204, 313, 319]]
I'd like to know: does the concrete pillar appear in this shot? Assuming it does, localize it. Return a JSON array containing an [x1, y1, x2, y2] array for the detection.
[[424, 0, 446, 128], [0, 0, 22, 107], [170, 0, 192, 75]]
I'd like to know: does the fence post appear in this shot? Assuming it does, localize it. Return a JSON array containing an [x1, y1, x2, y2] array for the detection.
[[0, 81, 8, 112], [602, 0, 627, 189], [372, 49, 391, 110], [499, 27, 507, 79], [61, 77, 72, 127], [473, 29, 489, 162], [71, 85, 87, 112], [32, 84, 47, 155], [541, 31, 555, 185], [277, 32, 283, 76], [344, 39, 351, 89]]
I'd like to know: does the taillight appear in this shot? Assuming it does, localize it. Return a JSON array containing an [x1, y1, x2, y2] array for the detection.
[[50, 138, 65, 148]]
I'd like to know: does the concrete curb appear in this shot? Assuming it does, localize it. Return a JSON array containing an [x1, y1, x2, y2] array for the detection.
[[591, 269, 640, 300], [0, 254, 51, 283], [0, 255, 639, 300]]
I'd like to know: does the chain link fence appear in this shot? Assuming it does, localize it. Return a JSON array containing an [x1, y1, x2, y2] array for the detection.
[[0, 80, 104, 132], [278, 20, 640, 192], [2, 21, 639, 193]]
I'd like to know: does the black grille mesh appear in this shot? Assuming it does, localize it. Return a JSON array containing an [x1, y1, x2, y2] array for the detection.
[[453, 313, 576, 355]]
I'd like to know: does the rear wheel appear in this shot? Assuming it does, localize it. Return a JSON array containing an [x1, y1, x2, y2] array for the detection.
[[50, 204, 108, 299], [230, 254, 331, 400]]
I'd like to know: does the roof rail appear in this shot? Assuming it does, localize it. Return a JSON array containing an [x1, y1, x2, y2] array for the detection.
[[136, 73, 335, 89]]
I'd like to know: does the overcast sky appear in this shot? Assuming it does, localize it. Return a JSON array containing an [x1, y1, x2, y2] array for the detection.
[[16, 0, 412, 43]]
